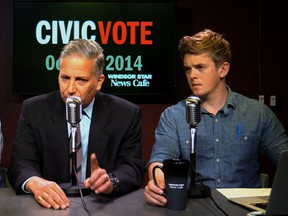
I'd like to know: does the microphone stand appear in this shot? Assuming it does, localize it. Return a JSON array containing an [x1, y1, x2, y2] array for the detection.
[[188, 126, 211, 198], [59, 124, 90, 197]]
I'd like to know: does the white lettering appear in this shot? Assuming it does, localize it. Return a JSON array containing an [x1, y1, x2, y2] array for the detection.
[[107, 74, 136, 79], [58, 20, 73, 44], [111, 80, 131, 87], [35, 20, 97, 44], [35, 20, 51, 44], [133, 79, 150, 87]]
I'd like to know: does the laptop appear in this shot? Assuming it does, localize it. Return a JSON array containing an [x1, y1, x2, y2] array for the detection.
[[229, 150, 288, 215]]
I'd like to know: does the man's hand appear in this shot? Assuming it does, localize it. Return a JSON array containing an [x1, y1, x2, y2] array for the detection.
[[144, 162, 167, 206], [84, 153, 113, 194], [26, 176, 70, 209], [144, 179, 167, 206]]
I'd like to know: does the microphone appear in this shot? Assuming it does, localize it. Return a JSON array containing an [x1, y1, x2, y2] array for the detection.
[[59, 96, 90, 197], [186, 95, 201, 128], [66, 96, 82, 156], [186, 96, 201, 154], [186, 95, 210, 198], [66, 96, 82, 126]]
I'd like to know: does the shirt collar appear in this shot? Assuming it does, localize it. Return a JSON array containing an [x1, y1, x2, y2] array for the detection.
[[221, 85, 236, 115], [83, 98, 94, 120]]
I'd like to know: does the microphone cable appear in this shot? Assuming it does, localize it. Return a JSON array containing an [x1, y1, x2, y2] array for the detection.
[[191, 165, 229, 216], [73, 165, 92, 216]]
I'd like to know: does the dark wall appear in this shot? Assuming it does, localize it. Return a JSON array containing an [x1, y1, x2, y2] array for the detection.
[[261, 0, 288, 127], [0, 0, 286, 186]]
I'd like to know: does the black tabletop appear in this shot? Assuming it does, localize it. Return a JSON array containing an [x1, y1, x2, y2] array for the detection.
[[0, 188, 250, 216]]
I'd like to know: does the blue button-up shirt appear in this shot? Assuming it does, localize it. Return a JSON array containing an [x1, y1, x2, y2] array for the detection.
[[148, 88, 288, 188]]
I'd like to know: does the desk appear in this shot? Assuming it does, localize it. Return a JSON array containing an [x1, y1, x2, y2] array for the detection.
[[0, 188, 249, 216]]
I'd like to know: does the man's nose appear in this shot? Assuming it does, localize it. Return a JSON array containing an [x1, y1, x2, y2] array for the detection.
[[189, 68, 198, 79], [68, 80, 77, 94]]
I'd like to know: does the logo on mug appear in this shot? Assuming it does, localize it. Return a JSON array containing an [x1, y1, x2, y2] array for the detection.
[[168, 183, 185, 189]]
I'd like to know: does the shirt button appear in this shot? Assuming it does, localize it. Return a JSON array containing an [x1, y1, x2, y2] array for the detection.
[[215, 119, 218, 122], [217, 179, 221, 183], [216, 158, 220, 162], [215, 138, 219, 142]]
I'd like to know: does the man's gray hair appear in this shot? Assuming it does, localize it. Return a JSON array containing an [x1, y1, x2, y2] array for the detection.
[[59, 39, 105, 78]]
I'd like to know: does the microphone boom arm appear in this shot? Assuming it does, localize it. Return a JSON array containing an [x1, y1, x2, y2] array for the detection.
[[70, 126, 78, 186], [70, 126, 78, 153], [190, 127, 196, 154], [190, 127, 197, 187]]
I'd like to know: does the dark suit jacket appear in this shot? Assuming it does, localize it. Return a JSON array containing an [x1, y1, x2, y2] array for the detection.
[[8, 91, 146, 196]]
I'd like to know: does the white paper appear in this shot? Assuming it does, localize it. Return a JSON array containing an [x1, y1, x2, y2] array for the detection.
[[217, 188, 271, 199]]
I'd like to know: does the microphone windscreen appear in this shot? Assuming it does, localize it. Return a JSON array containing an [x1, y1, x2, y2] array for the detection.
[[66, 96, 82, 125]]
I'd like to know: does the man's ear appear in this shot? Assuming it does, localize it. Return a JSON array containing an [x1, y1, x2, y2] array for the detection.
[[96, 74, 105, 91], [218, 62, 230, 78]]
